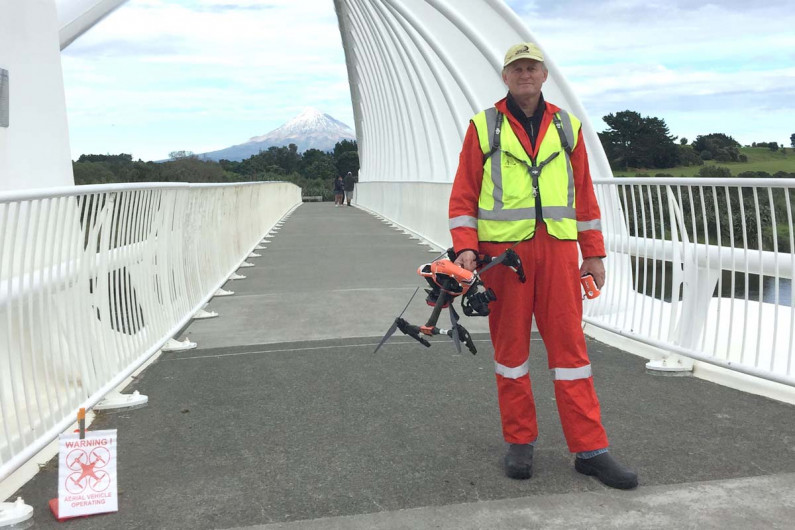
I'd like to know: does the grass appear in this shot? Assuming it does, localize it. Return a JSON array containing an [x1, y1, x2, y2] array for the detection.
[[612, 147, 795, 177]]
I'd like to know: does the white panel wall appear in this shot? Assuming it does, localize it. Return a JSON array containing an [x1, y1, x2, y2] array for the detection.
[[0, 0, 74, 192], [356, 181, 453, 250]]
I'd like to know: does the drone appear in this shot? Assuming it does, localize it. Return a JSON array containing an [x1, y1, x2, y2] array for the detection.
[[373, 247, 525, 355]]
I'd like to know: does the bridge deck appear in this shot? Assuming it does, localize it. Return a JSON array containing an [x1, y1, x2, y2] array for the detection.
[[11, 202, 795, 528]]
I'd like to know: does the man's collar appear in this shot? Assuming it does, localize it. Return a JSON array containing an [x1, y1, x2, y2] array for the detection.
[[506, 92, 545, 119]]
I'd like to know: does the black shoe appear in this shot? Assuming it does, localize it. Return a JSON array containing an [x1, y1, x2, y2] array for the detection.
[[575, 452, 638, 489], [504, 443, 533, 479]]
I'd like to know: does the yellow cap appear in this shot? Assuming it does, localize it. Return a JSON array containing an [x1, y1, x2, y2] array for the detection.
[[503, 42, 544, 68]]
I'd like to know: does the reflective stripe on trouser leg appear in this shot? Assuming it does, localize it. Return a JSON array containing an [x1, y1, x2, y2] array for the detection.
[[495, 359, 529, 379], [551, 365, 592, 380], [531, 225, 608, 453], [481, 239, 538, 445]]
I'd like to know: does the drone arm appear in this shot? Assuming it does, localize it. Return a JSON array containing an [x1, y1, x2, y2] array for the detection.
[[424, 290, 451, 328], [396, 318, 431, 347]]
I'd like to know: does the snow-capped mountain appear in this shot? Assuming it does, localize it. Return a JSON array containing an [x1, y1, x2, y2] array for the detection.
[[199, 108, 356, 161]]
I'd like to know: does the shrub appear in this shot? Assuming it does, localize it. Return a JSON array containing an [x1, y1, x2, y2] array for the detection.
[[698, 166, 732, 178], [737, 171, 771, 179], [678, 145, 703, 167]]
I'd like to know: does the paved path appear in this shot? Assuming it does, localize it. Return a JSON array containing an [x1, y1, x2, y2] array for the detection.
[[11, 203, 795, 528]]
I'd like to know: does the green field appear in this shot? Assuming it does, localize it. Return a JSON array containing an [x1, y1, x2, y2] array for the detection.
[[612, 147, 795, 177]]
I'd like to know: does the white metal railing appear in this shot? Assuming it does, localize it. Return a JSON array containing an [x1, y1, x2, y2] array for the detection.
[[589, 177, 795, 386], [0, 181, 301, 482]]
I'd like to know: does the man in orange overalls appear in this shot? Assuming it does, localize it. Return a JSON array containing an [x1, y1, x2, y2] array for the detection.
[[448, 42, 637, 489]]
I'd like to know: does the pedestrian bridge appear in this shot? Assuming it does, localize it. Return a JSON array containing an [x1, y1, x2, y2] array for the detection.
[[2, 0, 795, 527], [1, 186, 795, 528]]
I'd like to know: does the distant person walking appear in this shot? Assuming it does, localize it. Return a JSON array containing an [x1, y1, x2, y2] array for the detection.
[[333, 175, 345, 207], [343, 171, 357, 206]]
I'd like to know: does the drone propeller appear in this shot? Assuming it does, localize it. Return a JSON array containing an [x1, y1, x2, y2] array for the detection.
[[373, 286, 420, 354], [476, 250, 509, 276]]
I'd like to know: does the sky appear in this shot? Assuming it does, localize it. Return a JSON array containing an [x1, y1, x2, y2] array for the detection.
[[61, 0, 795, 162]]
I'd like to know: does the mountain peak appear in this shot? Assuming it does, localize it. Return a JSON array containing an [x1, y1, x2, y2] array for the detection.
[[247, 108, 354, 145], [277, 107, 346, 135], [293, 107, 324, 121], [197, 108, 356, 161]]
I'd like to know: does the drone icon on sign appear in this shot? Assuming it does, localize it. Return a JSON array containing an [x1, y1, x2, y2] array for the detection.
[[64, 447, 111, 494]]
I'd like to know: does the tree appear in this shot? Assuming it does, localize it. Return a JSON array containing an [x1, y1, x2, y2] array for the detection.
[[300, 148, 334, 179], [790, 134, 795, 148], [677, 144, 703, 167], [303, 157, 337, 181], [692, 134, 740, 161], [159, 157, 227, 182], [169, 150, 196, 160], [598, 110, 679, 169], [73, 161, 117, 185], [697, 165, 732, 179], [333, 139, 358, 158], [751, 141, 779, 151], [272, 144, 301, 174], [333, 140, 359, 176], [77, 153, 132, 164], [335, 150, 359, 176]]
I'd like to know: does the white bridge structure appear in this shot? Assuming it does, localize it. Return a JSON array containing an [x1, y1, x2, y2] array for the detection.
[[1, 0, 794, 525]]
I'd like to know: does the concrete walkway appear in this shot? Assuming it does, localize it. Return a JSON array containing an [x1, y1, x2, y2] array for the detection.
[[11, 202, 795, 528]]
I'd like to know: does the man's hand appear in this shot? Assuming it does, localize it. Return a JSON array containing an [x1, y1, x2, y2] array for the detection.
[[454, 250, 478, 272], [580, 257, 605, 289]]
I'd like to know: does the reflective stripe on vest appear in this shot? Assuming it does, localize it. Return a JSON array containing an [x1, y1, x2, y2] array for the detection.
[[472, 107, 581, 242]]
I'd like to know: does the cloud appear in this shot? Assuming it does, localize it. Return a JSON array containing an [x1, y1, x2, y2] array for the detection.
[[505, 1, 795, 144], [61, 0, 795, 160], [62, 0, 352, 160]]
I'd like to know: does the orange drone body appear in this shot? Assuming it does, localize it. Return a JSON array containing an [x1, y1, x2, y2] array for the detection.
[[418, 259, 476, 296]]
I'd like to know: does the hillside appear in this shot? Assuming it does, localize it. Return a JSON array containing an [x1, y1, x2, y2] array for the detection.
[[612, 147, 795, 177]]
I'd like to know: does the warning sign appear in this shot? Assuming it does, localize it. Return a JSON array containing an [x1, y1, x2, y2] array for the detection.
[[57, 430, 118, 518]]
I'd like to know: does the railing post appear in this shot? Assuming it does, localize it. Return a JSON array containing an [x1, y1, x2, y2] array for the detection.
[[94, 390, 148, 411], [675, 251, 721, 351], [647, 186, 697, 375]]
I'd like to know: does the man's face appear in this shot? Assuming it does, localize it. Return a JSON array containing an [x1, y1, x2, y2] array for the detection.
[[502, 59, 548, 100]]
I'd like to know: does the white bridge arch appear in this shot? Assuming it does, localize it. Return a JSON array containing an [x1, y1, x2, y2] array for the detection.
[[334, 0, 613, 247]]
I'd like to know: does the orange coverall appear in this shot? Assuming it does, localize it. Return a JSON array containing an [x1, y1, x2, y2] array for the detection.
[[449, 97, 609, 452]]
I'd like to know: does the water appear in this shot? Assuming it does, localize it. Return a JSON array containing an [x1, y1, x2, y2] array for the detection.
[[630, 260, 792, 305]]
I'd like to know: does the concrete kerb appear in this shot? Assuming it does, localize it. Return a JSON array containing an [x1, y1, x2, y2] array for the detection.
[[353, 203, 447, 253], [229, 473, 795, 530]]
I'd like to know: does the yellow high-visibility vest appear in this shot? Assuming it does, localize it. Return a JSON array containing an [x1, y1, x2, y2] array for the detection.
[[471, 107, 580, 242]]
